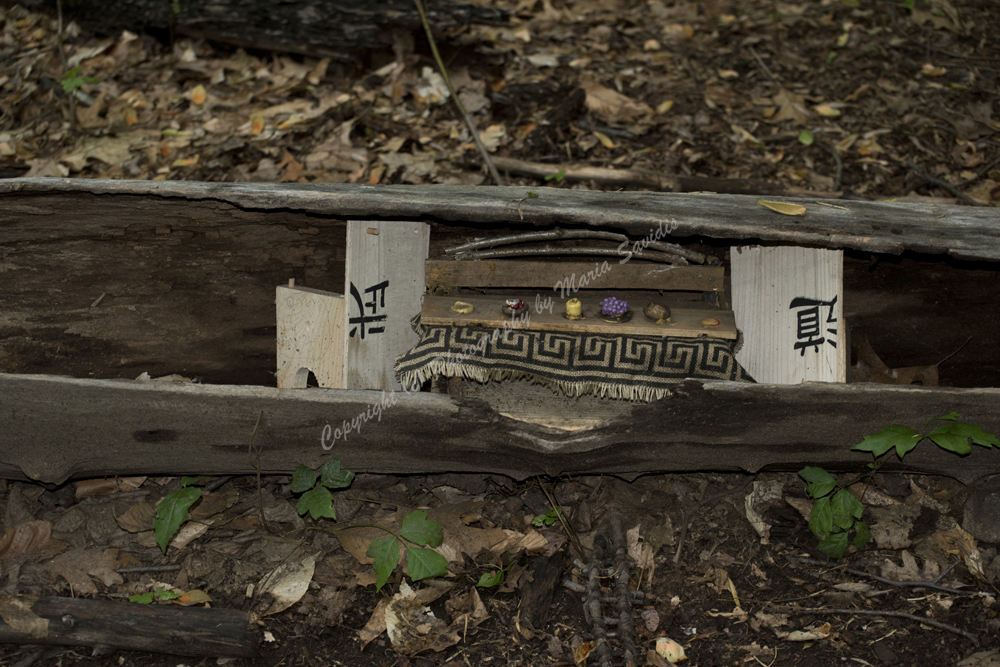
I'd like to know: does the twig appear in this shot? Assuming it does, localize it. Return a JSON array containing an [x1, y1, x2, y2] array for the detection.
[[813, 141, 843, 193], [958, 158, 1000, 188], [116, 565, 181, 574], [457, 246, 689, 265], [907, 161, 985, 206], [537, 477, 586, 561], [488, 155, 673, 191], [247, 410, 266, 531], [577, 121, 634, 139], [787, 557, 977, 596], [413, 0, 504, 186], [55, 0, 67, 68], [447, 229, 628, 254], [447, 229, 706, 264], [748, 46, 779, 83], [766, 605, 979, 645]]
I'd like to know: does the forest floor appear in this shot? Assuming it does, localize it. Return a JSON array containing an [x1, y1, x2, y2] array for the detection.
[[1, 0, 1000, 665]]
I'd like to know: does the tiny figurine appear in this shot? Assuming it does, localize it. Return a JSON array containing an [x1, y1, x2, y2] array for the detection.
[[598, 296, 631, 323], [564, 298, 584, 320], [644, 302, 672, 324], [502, 298, 527, 317]]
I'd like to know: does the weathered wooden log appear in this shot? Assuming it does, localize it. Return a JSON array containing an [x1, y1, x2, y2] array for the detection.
[[2, 373, 999, 485], [2, 179, 997, 260], [0, 595, 258, 657], [9, 0, 507, 62]]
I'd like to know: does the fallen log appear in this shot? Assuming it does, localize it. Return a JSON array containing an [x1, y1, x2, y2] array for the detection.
[[12, 0, 507, 62], [3, 179, 997, 260], [2, 373, 999, 485], [0, 595, 259, 658]]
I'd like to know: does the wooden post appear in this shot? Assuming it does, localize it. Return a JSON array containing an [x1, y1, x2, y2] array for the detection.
[[275, 283, 346, 389], [344, 221, 430, 390], [730, 245, 846, 384]]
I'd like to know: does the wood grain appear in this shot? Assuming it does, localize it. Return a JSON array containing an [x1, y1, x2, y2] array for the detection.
[[276, 284, 345, 389], [731, 246, 846, 383], [3, 179, 996, 260], [425, 260, 723, 291], [420, 295, 738, 339], [4, 373, 999, 485], [344, 221, 429, 390]]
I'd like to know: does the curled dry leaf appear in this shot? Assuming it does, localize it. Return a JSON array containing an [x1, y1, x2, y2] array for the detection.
[[581, 80, 652, 123], [758, 200, 807, 216]]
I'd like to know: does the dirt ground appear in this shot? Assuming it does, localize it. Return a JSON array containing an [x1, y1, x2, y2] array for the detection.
[[1, 0, 1000, 665], [0, 470, 999, 667]]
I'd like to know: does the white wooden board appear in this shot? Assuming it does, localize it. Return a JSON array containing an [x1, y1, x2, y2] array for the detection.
[[344, 221, 430, 390], [276, 284, 345, 389], [731, 245, 845, 384]]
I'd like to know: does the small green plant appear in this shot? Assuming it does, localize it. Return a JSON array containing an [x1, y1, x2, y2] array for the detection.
[[544, 169, 566, 183], [129, 588, 182, 604], [289, 461, 447, 591], [801, 413, 999, 559], [799, 466, 871, 559], [289, 460, 355, 520], [476, 553, 519, 588], [365, 509, 449, 591], [526, 191, 539, 198], [154, 477, 204, 554], [60, 66, 99, 95], [532, 506, 562, 527]]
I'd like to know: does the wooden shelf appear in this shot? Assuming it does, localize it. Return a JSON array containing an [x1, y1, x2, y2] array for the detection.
[[421, 295, 737, 339]]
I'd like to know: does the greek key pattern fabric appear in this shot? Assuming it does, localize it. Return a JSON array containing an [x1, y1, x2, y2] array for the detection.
[[396, 317, 754, 401]]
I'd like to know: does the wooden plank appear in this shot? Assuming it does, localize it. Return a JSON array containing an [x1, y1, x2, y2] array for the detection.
[[425, 260, 723, 291], [731, 246, 846, 383], [0, 595, 258, 657], [343, 220, 429, 390], [4, 373, 998, 485], [3, 179, 998, 260], [421, 295, 738, 339], [275, 284, 345, 389]]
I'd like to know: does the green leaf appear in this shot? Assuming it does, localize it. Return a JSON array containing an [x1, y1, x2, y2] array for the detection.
[[296, 486, 337, 520], [798, 129, 815, 146], [852, 425, 922, 459], [853, 521, 872, 549], [367, 536, 400, 591], [153, 487, 202, 554], [60, 66, 99, 94], [830, 489, 863, 530], [290, 465, 316, 493], [319, 460, 355, 489], [181, 476, 207, 487], [927, 421, 1000, 454], [130, 592, 154, 603], [931, 411, 962, 423], [477, 570, 505, 588], [400, 510, 443, 547], [818, 530, 850, 559], [799, 467, 837, 499], [825, 51, 838, 64], [532, 507, 562, 527], [407, 546, 449, 582], [808, 495, 834, 538]]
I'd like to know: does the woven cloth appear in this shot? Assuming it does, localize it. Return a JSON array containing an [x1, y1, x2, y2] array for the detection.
[[395, 316, 755, 401]]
